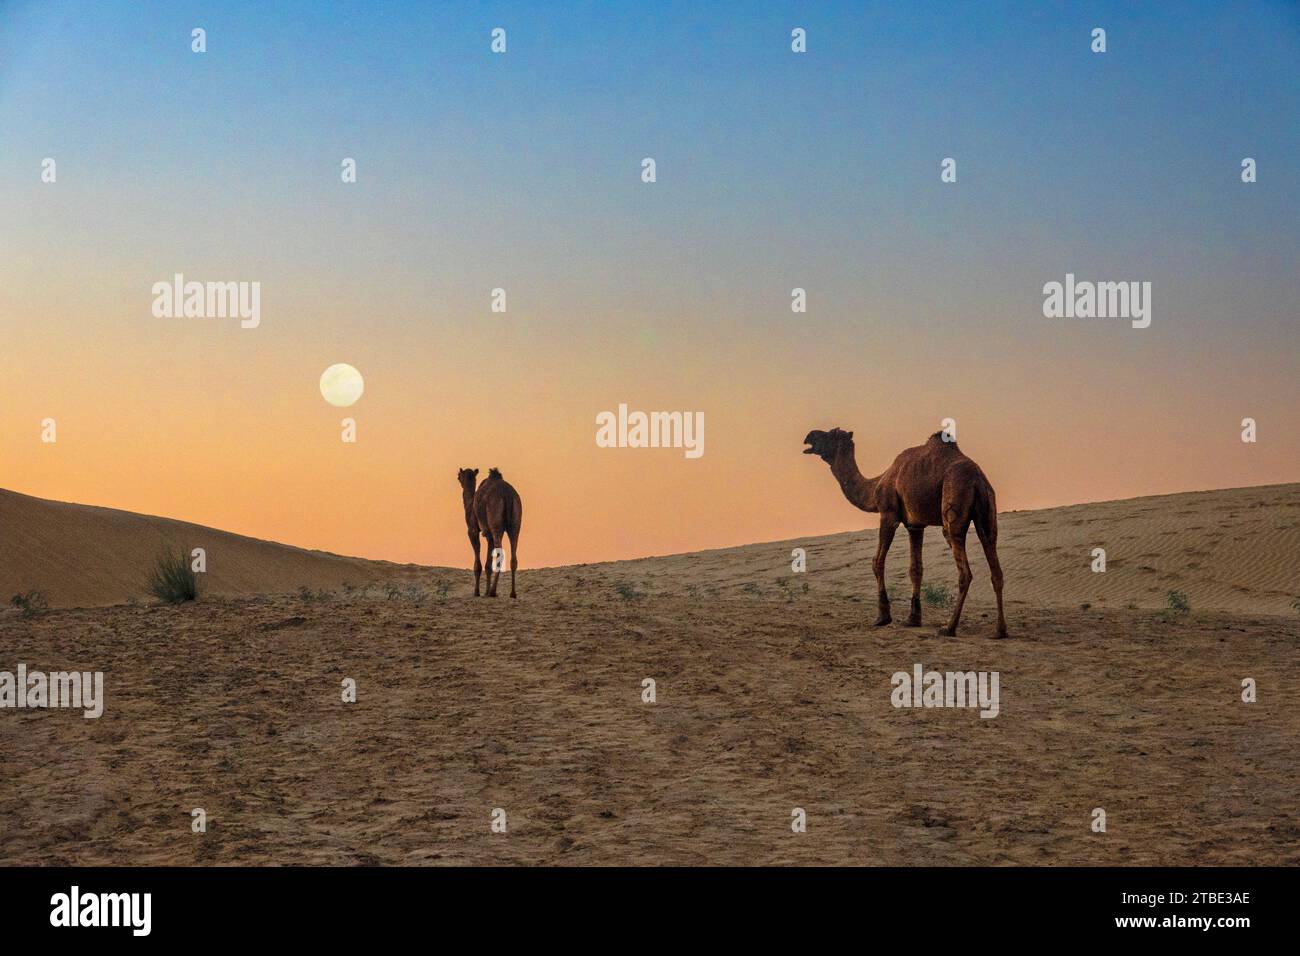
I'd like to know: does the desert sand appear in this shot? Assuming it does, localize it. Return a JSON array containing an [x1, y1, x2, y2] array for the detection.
[[1, 483, 1298, 865], [0, 488, 428, 608]]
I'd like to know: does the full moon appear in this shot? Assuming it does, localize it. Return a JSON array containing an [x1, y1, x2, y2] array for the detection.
[[319, 363, 364, 407]]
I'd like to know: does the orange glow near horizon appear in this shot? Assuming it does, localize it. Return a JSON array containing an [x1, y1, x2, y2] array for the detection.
[[4, 295, 1296, 569]]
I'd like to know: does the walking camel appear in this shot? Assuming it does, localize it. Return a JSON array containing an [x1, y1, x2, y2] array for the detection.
[[802, 428, 1008, 638], [457, 466, 523, 598]]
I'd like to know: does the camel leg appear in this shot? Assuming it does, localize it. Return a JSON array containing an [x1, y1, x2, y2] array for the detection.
[[904, 526, 924, 626], [484, 531, 499, 597], [492, 532, 505, 597], [872, 519, 898, 626], [469, 530, 482, 597], [506, 526, 519, 599], [938, 521, 973, 637], [976, 530, 1008, 639]]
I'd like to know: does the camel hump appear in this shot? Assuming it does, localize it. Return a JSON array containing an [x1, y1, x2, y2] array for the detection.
[[928, 430, 959, 449], [488, 467, 503, 480]]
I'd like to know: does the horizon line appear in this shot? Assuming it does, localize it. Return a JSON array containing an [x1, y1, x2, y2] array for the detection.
[[5, 478, 1296, 573]]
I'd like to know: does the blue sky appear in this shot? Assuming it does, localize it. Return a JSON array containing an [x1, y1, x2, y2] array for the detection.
[[4, 1, 1297, 343]]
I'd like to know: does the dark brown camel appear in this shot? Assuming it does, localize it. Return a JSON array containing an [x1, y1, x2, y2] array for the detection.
[[466, 467, 522, 598], [803, 428, 1007, 638], [457, 468, 485, 596]]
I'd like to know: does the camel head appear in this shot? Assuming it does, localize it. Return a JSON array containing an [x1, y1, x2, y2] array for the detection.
[[802, 427, 853, 462], [456, 467, 479, 493]]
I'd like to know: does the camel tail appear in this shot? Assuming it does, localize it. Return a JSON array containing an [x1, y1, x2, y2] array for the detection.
[[973, 481, 998, 545]]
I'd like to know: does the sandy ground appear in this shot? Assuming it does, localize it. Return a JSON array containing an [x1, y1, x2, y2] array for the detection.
[[568, 482, 1300, 617], [0, 487, 426, 608], [5, 483, 1299, 615], [2, 595, 1298, 866], [1, 483, 1298, 865]]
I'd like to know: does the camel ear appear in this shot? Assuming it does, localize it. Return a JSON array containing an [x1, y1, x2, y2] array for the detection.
[[846, 431, 853, 440], [473, 468, 479, 475]]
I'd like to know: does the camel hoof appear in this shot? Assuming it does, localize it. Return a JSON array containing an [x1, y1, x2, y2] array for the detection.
[[936, 626, 956, 637], [903, 615, 922, 627], [994, 628, 1009, 640], [872, 616, 892, 627], [510, 593, 517, 599]]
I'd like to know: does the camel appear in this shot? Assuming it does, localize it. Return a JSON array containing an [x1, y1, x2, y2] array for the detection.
[[457, 468, 484, 596], [459, 467, 522, 598], [802, 428, 1007, 639]]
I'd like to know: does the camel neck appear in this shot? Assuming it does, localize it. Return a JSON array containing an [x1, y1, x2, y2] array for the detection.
[[462, 486, 476, 516], [830, 448, 879, 512]]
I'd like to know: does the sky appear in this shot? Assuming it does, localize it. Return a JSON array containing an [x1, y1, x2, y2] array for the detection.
[[2, 0, 1298, 568]]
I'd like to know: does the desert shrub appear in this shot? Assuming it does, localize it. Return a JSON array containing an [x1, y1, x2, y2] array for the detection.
[[1166, 590, 1190, 613], [9, 590, 49, 619], [146, 547, 199, 604], [614, 581, 643, 603], [921, 583, 953, 609]]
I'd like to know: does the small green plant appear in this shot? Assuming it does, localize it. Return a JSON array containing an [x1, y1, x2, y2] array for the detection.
[[741, 582, 762, 596], [1290, 596, 1300, 615], [146, 547, 198, 604], [921, 583, 953, 609], [9, 590, 49, 619], [614, 581, 643, 603], [1166, 590, 1190, 613]]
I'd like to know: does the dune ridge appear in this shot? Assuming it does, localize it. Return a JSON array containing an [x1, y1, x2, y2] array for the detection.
[[2, 483, 1298, 615], [0, 488, 433, 608]]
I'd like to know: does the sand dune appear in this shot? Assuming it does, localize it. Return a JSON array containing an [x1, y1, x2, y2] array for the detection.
[[0, 488, 435, 608], [531, 483, 1300, 616], [5, 483, 1298, 614], [2, 483, 1298, 866]]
